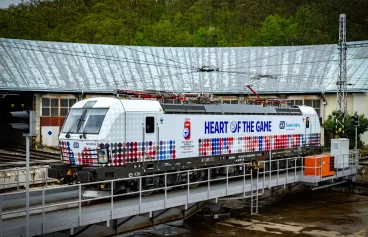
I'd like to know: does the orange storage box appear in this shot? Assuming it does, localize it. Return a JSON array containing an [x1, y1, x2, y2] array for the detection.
[[304, 154, 334, 177]]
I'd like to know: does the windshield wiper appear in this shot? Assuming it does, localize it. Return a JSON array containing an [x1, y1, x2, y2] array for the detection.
[[65, 109, 87, 138], [76, 109, 87, 132], [81, 123, 87, 139]]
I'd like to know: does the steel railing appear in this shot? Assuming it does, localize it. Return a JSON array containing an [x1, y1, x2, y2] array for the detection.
[[0, 151, 359, 236]]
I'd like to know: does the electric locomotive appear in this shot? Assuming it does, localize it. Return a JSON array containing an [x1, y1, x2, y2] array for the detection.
[[48, 97, 322, 194]]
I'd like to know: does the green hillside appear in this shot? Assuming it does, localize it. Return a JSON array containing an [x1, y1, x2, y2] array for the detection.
[[1, 0, 367, 46]]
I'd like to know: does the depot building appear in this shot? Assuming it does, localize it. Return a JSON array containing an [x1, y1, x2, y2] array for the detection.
[[0, 38, 367, 149]]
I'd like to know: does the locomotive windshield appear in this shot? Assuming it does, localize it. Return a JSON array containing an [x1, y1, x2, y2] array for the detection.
[[62, 108, 108, 135]]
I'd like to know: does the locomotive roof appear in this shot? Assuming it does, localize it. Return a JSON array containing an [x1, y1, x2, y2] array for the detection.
[[72, 97, 306, 115], [72, 97, 162, 112], [161, 103, 303, 115]]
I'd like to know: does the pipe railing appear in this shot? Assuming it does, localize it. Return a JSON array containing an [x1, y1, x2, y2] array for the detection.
[[0, 153, 359, 236], [0, 156, 302, 215]]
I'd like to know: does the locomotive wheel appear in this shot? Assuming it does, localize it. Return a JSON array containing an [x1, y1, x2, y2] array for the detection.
[[142, 176, 163, 195], [142, 189, 154, 196], [189, 170, 206, 188], [142, 181, 155, 195]]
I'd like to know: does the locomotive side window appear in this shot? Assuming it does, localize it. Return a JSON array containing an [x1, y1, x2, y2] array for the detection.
[[146, 117, 155, 133], [306, 117, 310, 128]]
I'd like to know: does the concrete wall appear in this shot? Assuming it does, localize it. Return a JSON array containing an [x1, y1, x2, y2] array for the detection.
[[324, 93, 354, 119]]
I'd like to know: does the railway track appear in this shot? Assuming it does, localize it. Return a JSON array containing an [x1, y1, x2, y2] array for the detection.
[[0, 145, 60, 169]]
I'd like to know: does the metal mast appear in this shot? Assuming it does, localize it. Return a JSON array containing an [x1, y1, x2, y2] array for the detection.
[[335, 14, 347, 137]]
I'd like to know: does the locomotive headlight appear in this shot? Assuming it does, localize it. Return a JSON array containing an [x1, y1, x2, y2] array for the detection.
[[98, 148, 109, 164]]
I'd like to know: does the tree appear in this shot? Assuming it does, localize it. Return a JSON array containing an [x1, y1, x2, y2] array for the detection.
[[252, 14, 298, 46], [323, 111, 368, 149], [1, 0, 368, 47]]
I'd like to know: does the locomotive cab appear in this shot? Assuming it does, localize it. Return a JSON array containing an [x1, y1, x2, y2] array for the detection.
[[59, 98, 116, 166], [48, 97, 163, 184], [48, 97, 119, 183]]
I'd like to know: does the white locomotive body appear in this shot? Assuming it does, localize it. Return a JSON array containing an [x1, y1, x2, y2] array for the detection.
[[48, 97, 321, 191]]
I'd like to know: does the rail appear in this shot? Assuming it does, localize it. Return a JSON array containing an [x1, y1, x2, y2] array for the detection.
[[0, 151, 359, 236]]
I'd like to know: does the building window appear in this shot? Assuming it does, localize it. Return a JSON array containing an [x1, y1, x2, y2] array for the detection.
[[288, 100, 303, 106], [295, 100, 303, 106], [312, 100, 321, 116], [42, 98, 58, 116], [163, 99, 181, 104], [289, 99, 320, 116], [223, 100, 238, 104], [41, 98, 76, 116], [304, 99, 312, 107], [60, 99, 77, 116]]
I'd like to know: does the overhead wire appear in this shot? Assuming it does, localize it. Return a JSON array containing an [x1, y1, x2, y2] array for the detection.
[[219, 70, 368, 91], [0, 42, 201, 89], [217, 46, 364, 91], [222, 45, 360, 71], [0, 40, 205, 89], [218, 58, 361, 72], [0, 43, 190, 70], [0, 8, 194, 71], [1, 5, 366, 69], [123, 70, 199, 85], [0, 39, 189, 69], [1, 8, 363, 73], [223, 45, 324, 69], [214, 69, 356, 88], [119, 45, 196, 90], [1, 6, 367, 91], [2, 42, 366, 88], [122, 45, 194, 69], [217, 69, 331, 79]]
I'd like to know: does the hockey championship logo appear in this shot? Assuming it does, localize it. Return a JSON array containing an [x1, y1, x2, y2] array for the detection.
[[183, 118, 191, 140], [230, 121, 238, 133]]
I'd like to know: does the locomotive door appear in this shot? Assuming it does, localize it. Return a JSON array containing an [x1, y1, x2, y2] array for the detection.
[[143, 114, 158, 159]]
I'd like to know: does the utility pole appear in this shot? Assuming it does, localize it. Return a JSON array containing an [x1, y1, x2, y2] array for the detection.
[[335, 14, 347, 138], [9, 111, 37, 237]]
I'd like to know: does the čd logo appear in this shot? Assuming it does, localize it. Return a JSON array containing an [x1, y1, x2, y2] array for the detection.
[[279, 121, 285, 129]]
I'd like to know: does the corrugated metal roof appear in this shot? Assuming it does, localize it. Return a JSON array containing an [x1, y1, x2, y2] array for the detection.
[[0, 38, 367, 94]]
